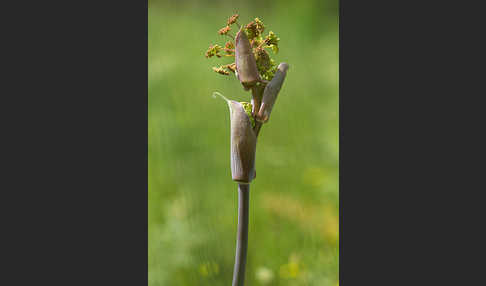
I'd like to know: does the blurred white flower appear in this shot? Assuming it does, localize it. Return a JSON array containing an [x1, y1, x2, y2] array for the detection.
[[255, 266, 274, 284]]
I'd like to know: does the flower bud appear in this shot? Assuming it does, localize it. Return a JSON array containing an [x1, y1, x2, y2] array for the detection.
[[215, 92, 257, 183], [235, 28, 261, 91], [256, 63, 289, 123]]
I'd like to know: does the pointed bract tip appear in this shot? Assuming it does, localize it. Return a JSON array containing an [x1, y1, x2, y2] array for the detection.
[[278, 62, 289, 72], [212, 91, 230, 103]]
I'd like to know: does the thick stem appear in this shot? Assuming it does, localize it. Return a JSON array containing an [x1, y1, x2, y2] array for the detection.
[[232, 183, 250, 286], [251, 84, 266, 137], [254, 121, 262, 137], [250, 86, 262, 116]]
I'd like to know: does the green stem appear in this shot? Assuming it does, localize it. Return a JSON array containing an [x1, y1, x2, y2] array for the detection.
[[251, 85, 265, 137], [232, 183, 250, 286]]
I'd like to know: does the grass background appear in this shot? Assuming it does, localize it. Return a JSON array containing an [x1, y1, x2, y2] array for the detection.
[[149, 0, 338, 285]]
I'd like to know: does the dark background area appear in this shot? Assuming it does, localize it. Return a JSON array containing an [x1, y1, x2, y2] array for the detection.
[[2, 0, 484, 285]]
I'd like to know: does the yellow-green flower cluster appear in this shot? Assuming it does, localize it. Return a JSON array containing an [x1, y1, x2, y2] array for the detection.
[[205, 44, 223, 58], [212, 66, 230, 75], [218, 26, 231, 35], [255, 47, 277, 81], [212, 63, 236, 76], [227, 14, 239, 25], [240, 102, 255, 128], [245, 18, 265, 40], [264, 31, 280, 53], [205, 15, 282, 81]]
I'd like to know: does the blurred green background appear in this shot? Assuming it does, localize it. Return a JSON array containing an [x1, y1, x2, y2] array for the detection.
[[149, 0, 338, 285]]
